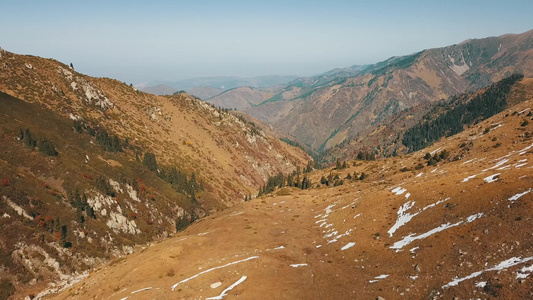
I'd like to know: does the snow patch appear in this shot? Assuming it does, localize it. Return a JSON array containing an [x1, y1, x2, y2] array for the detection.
[[369, 274, 389, 283], [443, 256, 533, 288], [171, 256, 258, 291], [483, 173, 500, 183], [517, 264, 533, 279], [391, 212, 483, 250], [519, 143, 533, 155], [341, 242, 356, 250], [462, 175, 477, 182], [131, 287, 152, 294], [206, 276, 247, 300], [483, 159, 509, 172], [509, 189, 532, 202], [290, 264, 308, 268], [391, 187, 407, 195]]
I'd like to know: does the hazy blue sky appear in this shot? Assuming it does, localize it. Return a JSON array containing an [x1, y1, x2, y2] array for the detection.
[[1, 0, 532, 84]]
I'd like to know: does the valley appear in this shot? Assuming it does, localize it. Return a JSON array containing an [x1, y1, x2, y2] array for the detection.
[[50, 98, 533, 299], [0, 28, 532, 300], [206, 30, 533, 164]]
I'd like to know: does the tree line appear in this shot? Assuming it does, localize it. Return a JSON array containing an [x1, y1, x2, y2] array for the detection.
[[403, 74, 523, 152]]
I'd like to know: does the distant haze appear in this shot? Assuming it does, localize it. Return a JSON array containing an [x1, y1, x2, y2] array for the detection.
[[1, 0, 532, 84]]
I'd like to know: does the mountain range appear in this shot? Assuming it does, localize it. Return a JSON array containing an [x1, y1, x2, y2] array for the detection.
[[207, 29, 533, 162], [137, 75, 298, 96], [0, 29, 533, 299]]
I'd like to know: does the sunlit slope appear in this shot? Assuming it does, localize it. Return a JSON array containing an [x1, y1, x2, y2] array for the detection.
[[52, 99, 532, 299]]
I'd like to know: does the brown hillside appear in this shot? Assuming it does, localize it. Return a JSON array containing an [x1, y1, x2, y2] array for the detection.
[[0, 47, 310, 299], [240, 30, 533, 153], [0, 47, 310, 208], [49, 95, 533, 299]]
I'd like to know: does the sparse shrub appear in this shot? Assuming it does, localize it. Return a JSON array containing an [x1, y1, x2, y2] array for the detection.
[[493, 143, 502, 148], [439, 150, 450, 160], [19, 128, 36, 148], [333, 180, 344, 186], [359, 173, 367, 180], [143, 152, 158, 172], [427, 159, 438, 166], [37, 138, 58, 156], [400, 167, 410, 172], [415, 163, 424, 170], [521, 120, 529, 127], [73, 120, 83, 133], [95, 129, 122, 152], [424, 153, 431, 160], [175, 216, 190, 232], [167, 269, 175, 277]]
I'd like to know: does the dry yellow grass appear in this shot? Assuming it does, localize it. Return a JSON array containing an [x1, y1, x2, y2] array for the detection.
[[49, 100, 533, 299]]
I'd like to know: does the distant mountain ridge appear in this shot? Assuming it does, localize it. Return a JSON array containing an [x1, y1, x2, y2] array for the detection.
[[138, 75, 298, 96], [209, 30, 533, 160]]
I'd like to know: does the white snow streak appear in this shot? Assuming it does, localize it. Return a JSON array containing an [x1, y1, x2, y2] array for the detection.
[[171, 256, 258, 291], [390, 213, 482, 250], [519, 143, 533, 155], [388, 198, 450, 237], [388, 201, 417, 237], [483, 159, 509, 172], [341, 242, 356, 250], [483, 173, 500, 183], [369, 274, 389, 283], [391, 187, 407, 195], [462, 175, 477, 182], [509, 189, 532, 202], [517, 265, 533, 279], [290, 264, 307, 268], [206, 276, 247, 300], [443, 256, 533, 288], [131, 287, 152, 294]]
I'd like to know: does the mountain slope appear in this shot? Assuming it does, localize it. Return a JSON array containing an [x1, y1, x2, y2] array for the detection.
[[240, 30, 533, 153], [205, 86, 276, 110], [186, 86, 223, 100], [50, 94, 533, 300], [0, 47, 310, 298]]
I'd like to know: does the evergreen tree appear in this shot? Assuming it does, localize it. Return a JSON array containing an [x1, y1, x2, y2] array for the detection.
[[20, 128, 36, 148], [38, 138, 58, 156], [143, 152, 158, 172]]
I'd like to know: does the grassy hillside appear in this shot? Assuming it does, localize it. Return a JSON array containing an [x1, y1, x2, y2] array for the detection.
[[50, 94, 533, 300], [0, 48, 310, 298]]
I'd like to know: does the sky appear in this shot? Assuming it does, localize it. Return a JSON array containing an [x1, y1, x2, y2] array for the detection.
[[1, 0, 532, 85]]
